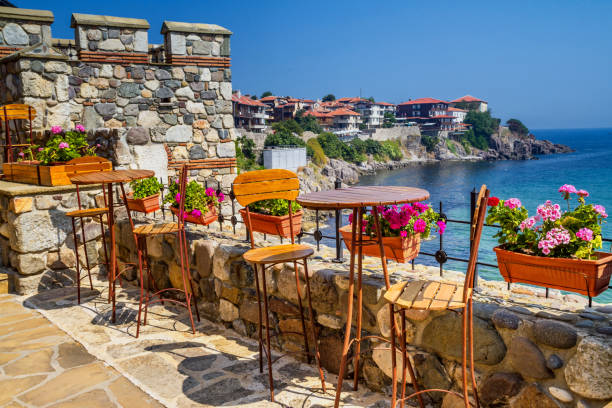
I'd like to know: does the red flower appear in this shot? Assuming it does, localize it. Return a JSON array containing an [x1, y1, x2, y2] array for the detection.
[[487, 197, 500, 206]]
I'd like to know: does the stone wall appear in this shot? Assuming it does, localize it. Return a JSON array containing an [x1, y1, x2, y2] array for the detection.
[[0, 6, 53, 56], [0, 181, 107, 295], [114, 220, 612, 408], [0, 7, 236, 206]]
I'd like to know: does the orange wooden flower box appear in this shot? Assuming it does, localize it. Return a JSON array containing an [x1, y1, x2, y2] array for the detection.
[[170, 204, 217, 226], [126, 192, 160, 214], [2, 156, 112, 186], [339, 225, 421, 263], [239, 209, 303, 238], [493, 246, 612, 296]]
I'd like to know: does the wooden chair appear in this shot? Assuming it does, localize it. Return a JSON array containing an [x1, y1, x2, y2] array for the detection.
[[0, 104, 36, 163], [133, 164, 200, 337], [233, 169, 326, 402], [65, 185, 110, 304], [383, 185, 489, 408]]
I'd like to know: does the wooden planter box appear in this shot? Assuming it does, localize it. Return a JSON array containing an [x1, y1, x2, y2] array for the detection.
[[126, 192, 160, 214], [239, 209, 303, 238], [170, 204, 217, 226], [340, 225, 421, 263], [2, 156, 112, 186], [494, 246, 612, 297]]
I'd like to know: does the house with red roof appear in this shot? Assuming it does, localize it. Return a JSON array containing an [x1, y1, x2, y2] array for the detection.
[[346, 98, 396, 129], [450, 95, 488, 112], [328, 108, 361, 134], [448, 106, 468, 124], [232, 91, 270, 133]]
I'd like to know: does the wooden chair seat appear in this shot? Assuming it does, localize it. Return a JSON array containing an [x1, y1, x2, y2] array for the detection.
[[384, 280, 471, 311], [65, 207, 108, 218], [133, 222, 180, 236], [243, 244, 314, 265]]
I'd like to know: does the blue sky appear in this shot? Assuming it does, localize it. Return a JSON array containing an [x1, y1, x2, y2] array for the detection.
[[21, 0, 612, 129]]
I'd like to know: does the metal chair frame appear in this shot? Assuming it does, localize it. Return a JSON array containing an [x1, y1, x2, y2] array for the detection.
[[233, 169, 326, 402], [387, 186, 489, 408]]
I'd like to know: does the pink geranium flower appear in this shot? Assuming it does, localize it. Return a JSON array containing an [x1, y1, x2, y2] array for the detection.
[[413, 219, 426, 234], [51, 126, 63, 134], [437, 220, 446, 234], [58, 142, 69, 149], [218, 192, 225, 202], [504, 198, 522, 209], [175, 193, 181, 202], [205, 187, 215, 197], [593, 204, 608, 218], [576, 228, 593, 241], [190, 208, 202, 217], [576, 190, 589, 198], [75, 124, 86, 132]]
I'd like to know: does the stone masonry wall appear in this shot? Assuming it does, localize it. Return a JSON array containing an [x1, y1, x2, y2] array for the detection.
[[0, 8, 236, 211], [0, 182, 107, 295], [114, 220, 612, 408]]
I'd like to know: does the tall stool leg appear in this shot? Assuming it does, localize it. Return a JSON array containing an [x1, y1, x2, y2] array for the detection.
[[390, 304, 398, 408], [334, 208, 358, 408], [183, 229, 200, 322], [400, 309, 407, 408], [71, 218, 82, 304], [462, 305, 470, 408], [303, 259, 326, 392], [254, 263, 264, 373], [468, 302, 480, 408], [136, 237, 145, 338], [353, 210, 364, 390], [99, 214, 110, 278], [79, 216, 93, 290], [261, 264, 275, 402], [293, 260, 311, 364], [177, 230, 196, 334]]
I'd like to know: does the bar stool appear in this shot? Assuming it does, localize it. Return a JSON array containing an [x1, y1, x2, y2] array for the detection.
[[383, 185, 489, 408], [133, 164, 200, 337], [232, 169, 326, 402], [66, 185, 110, 304]]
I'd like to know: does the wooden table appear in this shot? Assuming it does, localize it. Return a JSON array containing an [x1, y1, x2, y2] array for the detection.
[[297, 186, 429, 408], [70, 170, 154, 323]]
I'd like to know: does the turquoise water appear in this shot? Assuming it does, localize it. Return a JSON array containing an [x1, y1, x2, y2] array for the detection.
[[355, 128, 612, 303]]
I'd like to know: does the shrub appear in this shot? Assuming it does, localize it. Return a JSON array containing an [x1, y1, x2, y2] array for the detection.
[[306, 138, 327, 166], [381, 140, 403, 161], [421, 135, 439, 152], [460, 139, 472, 155], [446, 139, 457, 155], [129, 177, 163, 199], [248, 199, 301, 216]]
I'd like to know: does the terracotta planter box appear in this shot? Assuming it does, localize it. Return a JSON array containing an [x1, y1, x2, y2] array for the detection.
[[2, 156, 112, 186], [170, 204, 217, 226], [339, 225, 421, 263], [126, 192, 160, 214], [493, 246, 612, 297], [239, 209, 303, 238]]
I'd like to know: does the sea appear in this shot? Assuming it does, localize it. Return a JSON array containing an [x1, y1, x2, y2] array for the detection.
[[324, 128, 612, 304]]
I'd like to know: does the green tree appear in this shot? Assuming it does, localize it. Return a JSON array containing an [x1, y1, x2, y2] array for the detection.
[[383, 111, 396, 128], [367, 96, 375, 103], [261, 91, 273, 98], [250, 94, 258, 100], [463, 110, 500, 149], [421, 135, 439, 152], [237, 135, 255, 159], [295, 109, 322, 133], [506, 118, 529, 136], [322, 94, 336, 102], [265, 120, 305, 148]]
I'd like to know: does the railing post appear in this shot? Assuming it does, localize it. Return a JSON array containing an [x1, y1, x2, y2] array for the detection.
[[439, 201, 443, 277], [332, 178, 345, 263]]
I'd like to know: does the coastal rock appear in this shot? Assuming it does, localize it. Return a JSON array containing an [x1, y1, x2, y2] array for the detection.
[[509, 384, 560, 408], [508, 337, 552, 379], [492, 309, 521, 330]]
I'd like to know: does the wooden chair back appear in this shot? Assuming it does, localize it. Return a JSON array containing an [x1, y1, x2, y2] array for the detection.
[[463, 185, 489, 301], [232, 169, 300, 248], [0, 104, 37, 163]]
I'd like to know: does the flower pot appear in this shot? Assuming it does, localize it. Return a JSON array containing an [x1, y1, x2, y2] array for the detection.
[[339, 225, 421, 263], [170, 204, 217, 226], [126, 192, 160, 214], [2, 156, 111, 186], [493, 246, 612, 297], [239, 209, 303, 238]]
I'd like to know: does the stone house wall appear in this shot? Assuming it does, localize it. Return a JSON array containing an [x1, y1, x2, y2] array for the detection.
[[0, 7, 236, 209], [113, 221, 612, 408]]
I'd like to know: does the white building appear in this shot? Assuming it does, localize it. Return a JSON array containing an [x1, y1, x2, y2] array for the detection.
[[329, 108, 361, 135], [448, 107, 467, 124]]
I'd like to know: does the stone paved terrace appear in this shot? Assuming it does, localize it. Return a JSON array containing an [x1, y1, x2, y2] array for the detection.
[[3, 277, 390, 408]]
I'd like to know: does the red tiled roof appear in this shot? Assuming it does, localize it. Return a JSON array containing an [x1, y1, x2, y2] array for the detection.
[[376, 101, 395, 106], [431, 115, 454, 119], [304, 110, 332, 118], [232, 94, 268, 107], [451, 95, 485, 103], [329, 108, 360, 116], [398, 98, 449, 106], [259, 96, 277, 102], [301, 99, 315, 103], [337, 97, 363, 103], [448, 107, 467, 112]]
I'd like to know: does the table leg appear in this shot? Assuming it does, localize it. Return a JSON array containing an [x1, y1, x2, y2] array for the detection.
[[107, 182, 117, 323], [353, 207, 364, 390], [333, 208, 358, 408]]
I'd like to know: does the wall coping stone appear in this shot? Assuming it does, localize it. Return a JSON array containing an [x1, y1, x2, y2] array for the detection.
[[0, 180, 98, 197], [161, 21, 232, 36], [70, 13, 150, 30], [0, 43, 69, 62], [0, 6, 54, 23]]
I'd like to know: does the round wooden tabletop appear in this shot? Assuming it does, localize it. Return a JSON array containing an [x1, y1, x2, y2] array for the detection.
[[69, 169, 155, 185], [297, 186, 430, 210]]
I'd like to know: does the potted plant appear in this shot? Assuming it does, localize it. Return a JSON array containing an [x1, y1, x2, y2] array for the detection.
[[487, 185, 612, 296], [3, 125, 111, 186], [127, 177, 164, 213], [240, 199, 303, 238], [163, 179, 224, 225], [340, 202, 446, 263]]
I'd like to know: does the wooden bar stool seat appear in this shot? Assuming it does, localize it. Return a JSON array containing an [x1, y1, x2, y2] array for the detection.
[[133, 222, 180, 236], [384, 280, 470, 311], [243, 244, 314, 265], [66, 207, 109, 218]]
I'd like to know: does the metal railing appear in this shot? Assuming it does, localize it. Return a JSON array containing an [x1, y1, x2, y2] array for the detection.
[[152, 179, 610, 307]]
